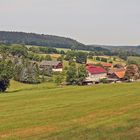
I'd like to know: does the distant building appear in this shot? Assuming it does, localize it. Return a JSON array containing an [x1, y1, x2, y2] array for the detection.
[[108, 68, 126, 82], [85, 64, 107, 84], [40, 61, 63, 72]]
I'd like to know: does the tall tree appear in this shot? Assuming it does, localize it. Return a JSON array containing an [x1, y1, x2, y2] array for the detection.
[[125, 64, 140, 81], [66, 62, 77, 85], [76, 52, 87, 64], [0, 61, 13, 92], [77, 65, 87, 85]]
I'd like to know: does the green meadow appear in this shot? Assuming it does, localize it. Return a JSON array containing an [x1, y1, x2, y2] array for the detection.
[[0, 81, 140, 140]]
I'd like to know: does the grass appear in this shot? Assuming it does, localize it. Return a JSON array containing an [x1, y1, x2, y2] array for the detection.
[[128, 56, 140, 65], [0, 81, 140, 140]]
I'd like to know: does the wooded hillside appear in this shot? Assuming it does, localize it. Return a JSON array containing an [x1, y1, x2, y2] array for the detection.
[[0, 31, 109, 52]]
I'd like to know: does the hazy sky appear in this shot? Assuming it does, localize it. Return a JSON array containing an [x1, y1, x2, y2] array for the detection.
[[0, 0, 140, 45]]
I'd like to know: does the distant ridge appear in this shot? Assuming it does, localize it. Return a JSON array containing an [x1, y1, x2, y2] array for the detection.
[[0, 31, 84, 48], [0, 31, 139, 53]]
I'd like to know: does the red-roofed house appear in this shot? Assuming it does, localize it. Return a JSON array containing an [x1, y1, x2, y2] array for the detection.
[[85, 64, 107, 83]]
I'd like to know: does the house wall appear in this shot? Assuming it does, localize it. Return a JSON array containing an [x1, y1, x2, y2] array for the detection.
[[52, 68, 63, 72], [86, 73, 107, 82]]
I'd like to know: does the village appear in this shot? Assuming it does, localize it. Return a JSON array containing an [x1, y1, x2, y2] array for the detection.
[[0, 43, 140, 92], [39, 59, 139, 85]]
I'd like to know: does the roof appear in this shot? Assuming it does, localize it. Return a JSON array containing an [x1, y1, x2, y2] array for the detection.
[[108, 68, 126, 79], [40, 61, 61, 66], [109, 68, 125, 74], [86, 65, 107, 74], [114, 71, 126, 79], [100, 62, 113, 67]]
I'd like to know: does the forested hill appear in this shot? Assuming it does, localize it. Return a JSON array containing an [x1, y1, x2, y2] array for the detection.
[[0, 31, 109, 52], [0, 31, 84, 48]]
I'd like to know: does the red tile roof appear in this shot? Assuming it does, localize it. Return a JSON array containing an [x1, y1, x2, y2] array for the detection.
[[114, 71, 126, 79], [86, 65, 107, 74], [100, 62, 113, 67]]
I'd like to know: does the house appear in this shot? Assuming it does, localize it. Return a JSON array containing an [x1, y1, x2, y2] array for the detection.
[[40, 61, 63, 72], [108, 68, 126, 82], [85, 64, 107, 84]]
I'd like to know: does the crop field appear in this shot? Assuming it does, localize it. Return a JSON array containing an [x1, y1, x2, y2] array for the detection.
[[0, 81, 140, 140]]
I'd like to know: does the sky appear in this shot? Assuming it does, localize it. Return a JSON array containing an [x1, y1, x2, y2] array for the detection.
[[0, 0, 140, 45]]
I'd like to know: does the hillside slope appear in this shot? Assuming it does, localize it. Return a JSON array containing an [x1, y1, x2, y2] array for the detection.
[[0, 31, 110, 52], [0, 31, 85, 49], [0, 81, 140, 140]]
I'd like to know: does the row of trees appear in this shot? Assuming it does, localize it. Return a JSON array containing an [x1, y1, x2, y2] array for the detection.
[[64, 51, 87, 64], [0, 44, 54, 62], [29, 46, 65, 54]]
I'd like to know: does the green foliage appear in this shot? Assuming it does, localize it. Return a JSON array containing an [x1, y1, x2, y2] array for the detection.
[[45, 55, 52, 61], [14, 60, 40, 84], [64, 51, 75, 61], [118, 53, 128, 61], [0, 61, 13, 92], [54, 72, 65, 86], [27, 52, 45, 62], [66, 63, 87, 85], [96, 56, 101, 61], [100, 78, 109, 84], [29, 46, 40, 53], [60, 50, 65, 55], [57, 55, 64, 62], [10, 44, 28, 57], [88, 52, 94, 59], [41, 66, 53, 77], [77, 65, 87, 85], [66, 63, 77, 85], [76, 52, 87, 64], [100, 57, 108, 62], [40, 47, 57, 54]]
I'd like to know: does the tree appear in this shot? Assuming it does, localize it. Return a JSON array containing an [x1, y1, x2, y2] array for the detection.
[[65, 51, 75, 61], [29, 46, 40, 53], [57, 55, 64, 62], [14, 60, 40, 84], [125, 64, 140, 81], [45, 55, 52, 61], [10, 44, 28, 57], [54, 72, 65, 86], [76, 52, 87, 64], [77, 65, 87, 85], [0, 61, 13, 92], [88, 52, 94, 59], [60, 50, 65, 55], [66, 63, 87, 85], [66, 62, 77, 85]]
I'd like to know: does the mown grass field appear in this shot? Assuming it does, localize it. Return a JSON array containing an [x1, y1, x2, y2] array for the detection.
[[0, 81, 140, 140]]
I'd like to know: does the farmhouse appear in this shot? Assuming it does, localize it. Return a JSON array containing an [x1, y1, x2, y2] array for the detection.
[[85, 64, 107, 84], [108, 68, 126, 82], [40, 61, 63, 72]]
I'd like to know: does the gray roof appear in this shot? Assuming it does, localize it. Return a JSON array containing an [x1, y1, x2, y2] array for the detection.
[[40, 61, 61, 66]]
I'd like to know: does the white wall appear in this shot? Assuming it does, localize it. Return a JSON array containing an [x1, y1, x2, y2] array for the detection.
[[86, 73, 107, 82]]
